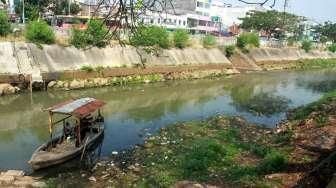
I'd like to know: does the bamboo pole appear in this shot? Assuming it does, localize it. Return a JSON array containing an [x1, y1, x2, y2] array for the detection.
[[48, 111, 53, 140]]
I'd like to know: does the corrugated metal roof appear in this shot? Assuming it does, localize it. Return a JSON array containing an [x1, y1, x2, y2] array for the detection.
[[48, 98, 105, 118]]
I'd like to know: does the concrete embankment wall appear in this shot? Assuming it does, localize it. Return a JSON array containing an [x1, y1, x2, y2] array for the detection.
[[248, 48, 336, 63], [0, 42, 232, 75], [229, 48, 336, 71]]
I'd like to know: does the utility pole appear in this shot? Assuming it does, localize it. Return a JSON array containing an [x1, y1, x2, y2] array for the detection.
[[68, 0, 71, 15], [22, 0, 25, 23], [88, 0, 91, 17]]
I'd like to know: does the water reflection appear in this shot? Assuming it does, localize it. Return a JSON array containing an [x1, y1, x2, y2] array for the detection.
[[0, 69, 336, 171]]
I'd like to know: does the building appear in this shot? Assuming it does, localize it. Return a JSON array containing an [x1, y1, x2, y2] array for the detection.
[[210, 0, 266, 32], [141, 0, 220, 34]]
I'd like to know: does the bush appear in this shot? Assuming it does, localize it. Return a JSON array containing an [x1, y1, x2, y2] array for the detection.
[[257, 151, 287, 174], [202, 35, 216, 48], [173, 29, 189, 49], [131, 26, 170, 49], [80, 65, 94, 72], [25, 21, 55, 44], [237, 32, 260, 50], [224, 45, 236, 58], [0, 10, 11, 37], [70, 29, 87, 48], [70, 19, 109, 48], [301, 40, 313, 52], [86, 19, 109, 48], [328, 43, 336, 53], [181, 139, 226, 180]]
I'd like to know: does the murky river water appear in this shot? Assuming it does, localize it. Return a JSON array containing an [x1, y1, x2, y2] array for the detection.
[[0, 69, 336, 172]]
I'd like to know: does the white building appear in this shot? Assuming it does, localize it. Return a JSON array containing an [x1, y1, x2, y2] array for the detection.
[[210, 0, 266, 28]]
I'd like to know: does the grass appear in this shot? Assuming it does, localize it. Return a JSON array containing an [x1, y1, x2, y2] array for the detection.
[[297, 59, 336, 70], [290, 90, 336, 121], [128, 116, 290, 187]]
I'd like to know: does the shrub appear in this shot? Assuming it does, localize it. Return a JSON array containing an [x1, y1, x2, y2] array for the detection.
[[328, 43, 336, 53], [0, 10, 11, 37], [181, 139, 226, 180], [301, 40, 313, 52], [224, 45, 236, 58], [131, 26, 170, 49], [202, 35, 216, 48], [257, 151, 287, 174], [25, 21, 55, 44], [80, 65, 94, 72], [173, 29, 189, 49], [237, 32, 260, 50], [70, 19, 110, 48], [70, 29, 87, 48], [86, 19, 109, 48]]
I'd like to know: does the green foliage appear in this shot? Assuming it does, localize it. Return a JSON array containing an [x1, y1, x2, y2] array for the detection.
[[181, 139, 226, 180], [314, 22, 336, 42], [15, 1, 40, 21], [70, 19, 110, 48], [70, 3, 81, 15], [86, 19, 109, 48], [290, 90, 336, 120], [25, 21, 55, 44], [301, 40, 313, 52], [240, 10, 303, 39], [70, 29, 87, 48], [80, 65, 94, 72], [131, 26, 170, 49], [287, 37, 296, 46], [328, 43, 336, 53], [237, 32, 260, 52], [257, 151, 287, 174], [224, 45, 236, 58], [173, 29, 189, 49], [0, 10, 11, 36], [202, 35, 216, 48]]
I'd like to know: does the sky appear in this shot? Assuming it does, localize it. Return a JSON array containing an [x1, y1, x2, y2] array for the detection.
[[223, 0, 336, 23]]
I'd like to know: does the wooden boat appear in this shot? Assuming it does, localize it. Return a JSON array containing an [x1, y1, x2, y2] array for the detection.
[[28, 97, 106, 171]]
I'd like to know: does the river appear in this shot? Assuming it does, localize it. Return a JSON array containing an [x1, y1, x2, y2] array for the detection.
[[0, 69, 336, 172]]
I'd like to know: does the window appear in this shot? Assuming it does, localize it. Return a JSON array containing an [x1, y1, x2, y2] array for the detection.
[[196, 11, 203, 15], [150, 19, 154, 24], [205, 3, 210, 8], [197, 1, 203, 7], [164, 19, 167, 23], [174, 19, 177, 24], [183, 21, 186, 26], [204, 12, 209, 16], [158, 18, 161, 23], [179, 20, 181, 25]]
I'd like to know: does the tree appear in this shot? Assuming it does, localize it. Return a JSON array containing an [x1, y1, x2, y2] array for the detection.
[[313, 22, 336, 43], [0, 10, 11, 37], [240, 10, 303, 39]]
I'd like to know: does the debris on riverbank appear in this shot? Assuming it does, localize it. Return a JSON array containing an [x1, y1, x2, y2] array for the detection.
[[0, 170, 46, 187]]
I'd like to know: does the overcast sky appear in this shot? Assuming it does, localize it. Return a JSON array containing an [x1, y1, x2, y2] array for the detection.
[[223, 0, 336, 23]]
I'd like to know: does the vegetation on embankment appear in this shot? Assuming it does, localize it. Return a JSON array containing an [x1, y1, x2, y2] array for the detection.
[[257, 58, 336, 71]]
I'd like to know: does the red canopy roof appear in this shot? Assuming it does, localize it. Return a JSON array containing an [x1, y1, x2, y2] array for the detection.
[[47, 98, 106, 118]]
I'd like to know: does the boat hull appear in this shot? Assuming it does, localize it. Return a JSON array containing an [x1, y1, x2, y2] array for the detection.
[[29, 127, 104, 171]]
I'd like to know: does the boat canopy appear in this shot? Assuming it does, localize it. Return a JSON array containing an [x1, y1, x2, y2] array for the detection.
[[47, 97, 106, 118]]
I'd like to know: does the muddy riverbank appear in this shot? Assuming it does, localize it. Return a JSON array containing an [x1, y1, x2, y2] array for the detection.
[[41, 90, 336, 187]]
